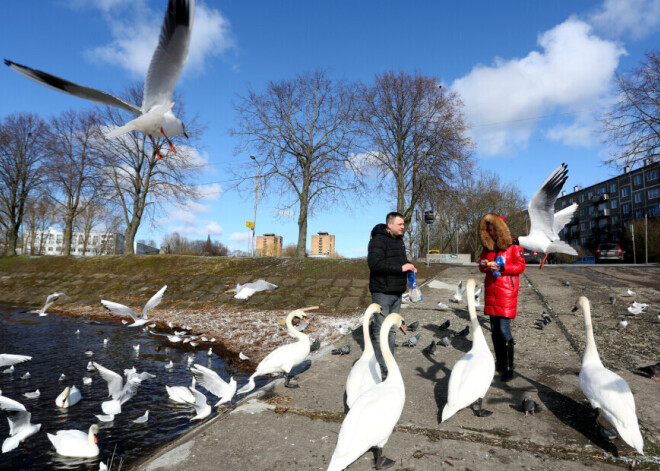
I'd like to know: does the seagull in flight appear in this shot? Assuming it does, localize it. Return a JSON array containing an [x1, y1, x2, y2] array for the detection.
[[101, 285, 167, 327], [0, 354, 31, 369], [4, 0, 195, 160], [0, 395, 41, 453], [32, 293, 69, 316], [518, 163, 578, 268]]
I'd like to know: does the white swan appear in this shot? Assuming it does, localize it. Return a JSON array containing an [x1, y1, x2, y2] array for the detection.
[[0, 395, 41, 453], [345, 303, 382, 409], [574, 296, 644, 454], [442, 279, 495, 422], [55, 386, 81, 408], [101, 285, 167, 327], [518, 163, 578, 267], [328, 313, 406, 471], [166, 377, 197, 404], [0, 354, 31, 369], [47, 424, 99, 458], [237, 309, 313, 394], [190, 364, 236, 407]]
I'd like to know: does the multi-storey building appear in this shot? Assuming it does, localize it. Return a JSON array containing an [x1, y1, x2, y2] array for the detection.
[[311, 231, 335, 257], [554, 160, 659, 250], [24, 227, 125, 256], [256, 233, 283, 256]]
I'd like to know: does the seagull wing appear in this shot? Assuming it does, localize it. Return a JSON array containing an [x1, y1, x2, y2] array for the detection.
[[142, 285, 167, 318], [4, 59, 141, 115], [0, 396, 30, 436], [101, 300, 139, 322], [0, 354, 32, 368], [527, 163, 569, 242], [191, 364, 231, 399], [92, 362, 124, 399], [552, 203, 578, 237], [181, 386, 207, 411], [142, 0, 195, 113]]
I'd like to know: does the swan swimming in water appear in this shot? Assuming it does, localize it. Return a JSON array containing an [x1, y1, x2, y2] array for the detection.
[[442, 279, 495, 422], [47, 424, 99, 457], [237, 308, 316, 394], [328, 313, 407, 471], [55, 386, 81, 408], [573, 297, 644, 454], [345, 304, 383, 409]]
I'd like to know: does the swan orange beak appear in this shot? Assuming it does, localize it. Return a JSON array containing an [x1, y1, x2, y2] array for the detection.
[[400, 324, 407, 335], [94, 436, 98, 444]]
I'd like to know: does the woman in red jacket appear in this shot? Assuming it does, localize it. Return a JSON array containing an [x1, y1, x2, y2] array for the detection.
[[478, 214, 526, 382]]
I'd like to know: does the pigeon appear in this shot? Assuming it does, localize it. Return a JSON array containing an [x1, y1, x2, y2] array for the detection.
[[23, 390, 40, 399], [455, 325, 470, 337], [133, 410, 149, 424], [627, 289, 636, 296], [408, 320, 420, 332], [563, 281, 571, 287], [438, 320, 450, 330], [437, 302, 449, 310], [453, 280, 465, 303], [541, 312, 552, 324], [423, 340, 437, 356], [439, 336, 451, 347], [627, 305, 646, 315], [309, 338, 321, 352], [616, 319, 628, 331], [402, 333, 421, 347], [636, 362, 660, 381], [522, 397, 539, 417], [331, 344, 351, 355], [534, 320, 545, 330], [238, 352, 249, 361], [609, 296, 616, 305]]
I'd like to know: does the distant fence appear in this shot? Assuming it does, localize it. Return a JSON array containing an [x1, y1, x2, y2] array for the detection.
[[426, 253, 472, 265]]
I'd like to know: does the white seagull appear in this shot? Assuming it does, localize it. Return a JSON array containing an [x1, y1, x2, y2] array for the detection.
[[31, 292, 69, 316], [627, 305, 646, 315], [518, 163, 578, 268], [133, 410, 149, 424], [23, 390, 40, 399], [453, 280, 465, 303], [0, 395, 41, 453], [5, 0, 195, 160], [182, 387, 211, 421], [93, 362, 143, 415], [190, 364, 236, 407], [0, 354, 31, 369], [101, 285, 167, 327]]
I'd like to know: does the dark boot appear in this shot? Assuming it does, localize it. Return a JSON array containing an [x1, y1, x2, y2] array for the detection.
[[500, 340, 514, 382], [492, 336, 506, 373]]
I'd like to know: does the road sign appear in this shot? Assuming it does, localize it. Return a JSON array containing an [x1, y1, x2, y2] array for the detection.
[[246, 221, 254, 229]]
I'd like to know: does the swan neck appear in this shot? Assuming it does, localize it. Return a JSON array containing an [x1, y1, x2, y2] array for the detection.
[[581, 302, 600, 363], [379, 316, 402, 384], [362, 310, 375, 354], [286, 312, 308, 342]]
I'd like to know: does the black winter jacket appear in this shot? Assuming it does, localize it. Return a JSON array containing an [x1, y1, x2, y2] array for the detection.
[[367, 223, 409, 294]]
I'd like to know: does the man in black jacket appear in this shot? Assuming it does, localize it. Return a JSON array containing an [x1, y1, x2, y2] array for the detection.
[[367, 212, 416, 374]]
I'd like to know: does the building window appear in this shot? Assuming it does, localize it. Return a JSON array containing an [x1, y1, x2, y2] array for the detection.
[[93, 236, 99, 244], [621, 187, 630, 197], [569, 198, 574, 204], [588, 206, 595, 215], [590, 220, 596, 229], [580, 223, 586, 231], [634, 192, 643, 203], [581, 237, 587, 245], [587, 191, 594, 199], [579, 208, 586, 217], [635, 210, 645, 219], [597, 202, 607, 211], [622, 203, 631, 215], [56, 234, 62, 243], [562, 200, 567, 208], [598, 218, 608, 228], [611, 199, 618, 209], [610, 183, 617, 192], [597, 187, 606, 195], [579, 194, 585, 203], [634, 174, 642, 185], [649, 187, 660, 199], [612, 215, 619, 224], [48, 247, 53, 251], [613, 232, 620, 241], [648, 169, 659, 181]]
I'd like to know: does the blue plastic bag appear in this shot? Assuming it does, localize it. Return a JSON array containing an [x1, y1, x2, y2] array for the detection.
[[408, 272, 423, 302]]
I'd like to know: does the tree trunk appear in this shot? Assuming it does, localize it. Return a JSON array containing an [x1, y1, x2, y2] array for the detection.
[[5, 225, 19, 256], [62, 214, 75, 256], [296, 197, 309, 258]]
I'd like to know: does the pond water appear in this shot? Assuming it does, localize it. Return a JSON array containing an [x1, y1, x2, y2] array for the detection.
[[0, 307, 260, 470]]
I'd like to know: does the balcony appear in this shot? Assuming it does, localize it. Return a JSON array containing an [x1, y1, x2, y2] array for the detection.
[[596, 208, 610, 218]]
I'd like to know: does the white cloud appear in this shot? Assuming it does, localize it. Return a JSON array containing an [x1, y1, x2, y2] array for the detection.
[[347, 151, 383, 178], [275, 209, 294, 218], [196, 183, 223, 200], [228, 232, 251, 243], [450, 18, 625, 156], [170, 221, 223, 237], [83, 1, 234, 78], [588, 0, 660, 41]]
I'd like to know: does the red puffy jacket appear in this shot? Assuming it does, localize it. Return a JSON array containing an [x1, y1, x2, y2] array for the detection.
[[477, 214, 526, 319]]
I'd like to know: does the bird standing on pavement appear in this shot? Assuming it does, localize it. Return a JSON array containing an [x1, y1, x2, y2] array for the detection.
[[610, 296, 616, 305], [407, 320, 420, 332], [439, 336, 451, 347], [439, 320, 450, 330], [402, 333, 421, 347], [455, 325, 470, 337], [332, 344, 351, 356], [522, 397, 539, 417], [616, 319, 628, 331], [423, 340, 437, 356], [534, 320, 545, 330], [627, 289, 636, 296], [541, 312, 552, 324], [636, 362, 660, 381]]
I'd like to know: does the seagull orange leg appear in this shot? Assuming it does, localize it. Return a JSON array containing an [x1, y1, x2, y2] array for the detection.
[[148, 134, 164, 160], [539, 253, 549, 269], [161, 127, 177, 154]]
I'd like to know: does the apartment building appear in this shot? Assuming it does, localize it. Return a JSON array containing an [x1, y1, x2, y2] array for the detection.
[[311, 231, 335, 257], [554, 160, 660, 250], [24, 227, 125, 256], [256, 233, 283, 256]]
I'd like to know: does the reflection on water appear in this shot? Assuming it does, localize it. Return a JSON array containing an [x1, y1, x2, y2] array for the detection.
[[0, 307, 255, 470]]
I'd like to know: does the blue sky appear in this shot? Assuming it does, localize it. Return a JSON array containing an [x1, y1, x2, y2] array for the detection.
[[2, 0, 660, 256]]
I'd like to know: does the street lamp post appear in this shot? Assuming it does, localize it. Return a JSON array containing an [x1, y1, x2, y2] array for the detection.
[[250, 155, 260, 257]]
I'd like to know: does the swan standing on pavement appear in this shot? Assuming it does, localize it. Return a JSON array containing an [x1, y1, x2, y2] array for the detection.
[[101, 285, 167, 327], [191, 364, 236, 407], [345, 303, 383, 409], [573, 296, 644, 454], [442, 279, 495, 422], [518, 163, 578, 268], [328, 313, 407, 471], [0, 354, 31, 369], [47, 424, 99, 458], [55, 386, 81, 408], [237, 308, 314, 394], [0, 395, 41, 453]]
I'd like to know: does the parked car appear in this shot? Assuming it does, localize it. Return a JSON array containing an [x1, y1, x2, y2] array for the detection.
[[595, 243, 624, 263], [523, 249, 542, 264]]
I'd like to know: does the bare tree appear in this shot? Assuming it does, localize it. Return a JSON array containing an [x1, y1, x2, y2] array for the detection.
[[22, 196, 57, 255], [0, 113, 48, 255], [357, 70, 473, 229], [93, 86, 203, 254], [231, 69, 362, 257], [601, 50, 660, 168]]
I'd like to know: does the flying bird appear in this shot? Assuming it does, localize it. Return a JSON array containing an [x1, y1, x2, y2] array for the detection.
[[93, 362, 146, 415], [5, 0, 195, 161], [0, 354, 31, 369], [32, 292, 69, 316], [190, 363, 236, 407], [101, 285, 167, 327], [0, 394, 41, 453], [518, 163, 578, 268], [453, 281, 465, 303]]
